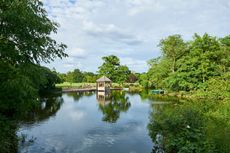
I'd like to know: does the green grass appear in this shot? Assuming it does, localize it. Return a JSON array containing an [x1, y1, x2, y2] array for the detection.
[[56, 82, 96, 89], [56, 82, 141, 89]]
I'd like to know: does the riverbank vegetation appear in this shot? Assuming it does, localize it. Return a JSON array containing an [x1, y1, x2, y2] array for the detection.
[[145, 34, 230, 151], [57, 34, 230, 101], [1, 0, 229, 153], [56, 55, 140, 86], [143, 34, 230, 153], [0, 0, 67, 152], [144, 34, 230, 100], [56, 82, 139, 89], [148, 99, 230, 153]]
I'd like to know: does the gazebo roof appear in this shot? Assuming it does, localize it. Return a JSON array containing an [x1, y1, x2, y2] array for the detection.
[[96, 76, 112, 82]]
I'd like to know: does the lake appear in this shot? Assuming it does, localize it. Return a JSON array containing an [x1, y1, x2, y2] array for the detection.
[[17, 91, 167, 153]]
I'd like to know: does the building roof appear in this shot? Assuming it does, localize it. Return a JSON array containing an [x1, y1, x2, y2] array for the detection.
[[96, 76, 112, 82]]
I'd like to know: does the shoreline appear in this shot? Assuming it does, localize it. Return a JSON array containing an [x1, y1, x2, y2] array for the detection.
[[61, 87, 123, 93]]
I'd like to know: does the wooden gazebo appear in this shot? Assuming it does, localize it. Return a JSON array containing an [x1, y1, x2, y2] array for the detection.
[[96, 76, 112, 91]]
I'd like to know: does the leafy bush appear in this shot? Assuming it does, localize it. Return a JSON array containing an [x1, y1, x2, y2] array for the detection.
[[148, 100, 230, 153]]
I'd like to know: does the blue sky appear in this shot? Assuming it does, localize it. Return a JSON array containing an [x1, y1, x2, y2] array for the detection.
[[42, 0, 230, 73]]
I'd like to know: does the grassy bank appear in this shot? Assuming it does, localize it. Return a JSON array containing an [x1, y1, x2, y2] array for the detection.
[[56, 82, 96, 89], [147, 90, 230, 102], [56, 82, 140, 89]]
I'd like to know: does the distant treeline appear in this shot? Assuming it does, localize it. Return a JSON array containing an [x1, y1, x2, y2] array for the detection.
[[57, 55, 140, 84], [58, 33, 230, 101]]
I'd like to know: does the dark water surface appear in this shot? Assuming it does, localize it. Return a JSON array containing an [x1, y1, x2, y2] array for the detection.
[[18, 91, 166, 153]]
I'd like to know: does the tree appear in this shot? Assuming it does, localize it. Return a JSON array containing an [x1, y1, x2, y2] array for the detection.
[[0, 0, 67, 115], [147, 33, 229, 92], [98, 55, 120, 81], [166, 34, 221, 91], [138, 73, 150, 88], [0, 0, 67, 64], [147, 58, 171, 89], [115, 65, 131, 84], [127, 73, 138, 83], [82, 72, 97, 83], [98, 55, 131, 83], [0, 1, 68, 152], [219, 36, 230, 73], [64, 69, 84, 83], [158, 35, 187, 73]]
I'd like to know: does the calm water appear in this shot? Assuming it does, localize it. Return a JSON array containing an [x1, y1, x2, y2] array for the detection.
[[17, 91, 166, 153]]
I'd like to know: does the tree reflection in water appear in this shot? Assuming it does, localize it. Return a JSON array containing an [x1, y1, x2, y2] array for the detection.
[[66, 91, 95, 102], [148, 101, 230, 153], [20, 93, 64, 124], [97, 91, 131, 123]]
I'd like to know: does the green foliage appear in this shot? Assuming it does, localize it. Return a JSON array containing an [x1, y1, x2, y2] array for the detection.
[[138, 73, 150, 88], [126, 73, 138, 83], [195, 72, 230, 100], [65, 69, 84, 83], [0, 62, 62, 116], [82, 72, 97, 83], [0, 0, 67, 64], [158, 34, 187, 73], [116, 65, 131, 84], [148, 58, 171, 89], [0, 62, 37, 116], [0, 1, 67, 152], [58, 56, 135, 84], [0, 116, 17, 153], [98, 55, 131, 83], [148, 100, 230, 153], [0, 0, 67, 114], [58, 69, 97, 83], [147, 33, 230, 97]]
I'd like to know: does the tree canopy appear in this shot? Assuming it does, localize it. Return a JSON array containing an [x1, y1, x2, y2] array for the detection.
[[0, 0, 67, 64], [146, 33, 230, 99], [98, 55, 131, 83], [0, 0, 67, 116]]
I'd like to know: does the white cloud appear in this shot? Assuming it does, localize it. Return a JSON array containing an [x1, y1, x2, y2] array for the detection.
[[127, 0, 163, 16], [120, 57, 148, 72], [68, 48, 87, 59], [41, 0, 230, 73]]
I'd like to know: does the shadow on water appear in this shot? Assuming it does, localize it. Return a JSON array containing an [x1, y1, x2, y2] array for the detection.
[[17, 92, 64, 151], [19, 92, 64, 125], [0, 95, 65, 153]]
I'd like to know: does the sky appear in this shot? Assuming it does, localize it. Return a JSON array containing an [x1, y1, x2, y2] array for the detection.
[[42, 0, 230, 73]]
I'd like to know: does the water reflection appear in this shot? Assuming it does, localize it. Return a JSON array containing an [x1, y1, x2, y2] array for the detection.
[[96, 91, 112, 106], [20, 93, 64, 124], [66, 91, 95, 102], [97, 91, 131, 123], [18, 91, 154, 153], [20, 91, 131, 124], [148, 101, 230, 153]]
